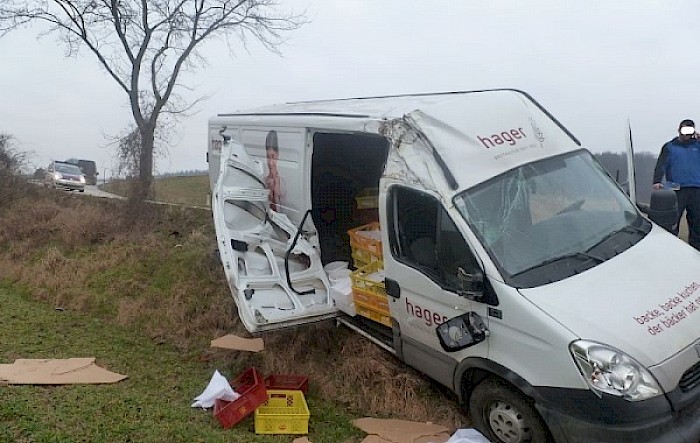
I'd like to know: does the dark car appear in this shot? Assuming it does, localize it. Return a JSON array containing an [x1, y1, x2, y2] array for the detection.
[[44, 161, 86, 192], [66, 158, 98, 185]]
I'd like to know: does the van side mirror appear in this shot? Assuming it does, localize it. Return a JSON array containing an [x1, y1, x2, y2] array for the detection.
[[645, 190, 678, 233], [436, 312, 488, 352], [456, 267, 485, 301]]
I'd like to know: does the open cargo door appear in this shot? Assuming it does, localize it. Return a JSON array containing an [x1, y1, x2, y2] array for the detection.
[[211, 136, 337, 333]]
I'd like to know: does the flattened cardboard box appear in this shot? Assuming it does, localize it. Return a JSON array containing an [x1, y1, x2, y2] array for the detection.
[[0, 358, 127, 384], [353, 418, 451, 443], [210, 334, 264, 352]]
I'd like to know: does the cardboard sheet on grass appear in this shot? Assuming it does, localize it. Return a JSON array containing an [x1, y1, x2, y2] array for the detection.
[[0, 358, 127, 384], [210, 334, 264, 352], [353, 418, 452, 443]]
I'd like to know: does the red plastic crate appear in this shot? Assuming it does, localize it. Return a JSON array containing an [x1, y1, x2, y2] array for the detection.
[[264, 374, 309, 394], [213, 367, 267, 429]]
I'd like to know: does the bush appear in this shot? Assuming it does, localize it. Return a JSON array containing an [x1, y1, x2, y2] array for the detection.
[[0, 133, 34, 209]]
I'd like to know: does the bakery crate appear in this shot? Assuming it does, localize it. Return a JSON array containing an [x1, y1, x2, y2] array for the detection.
[[348, 222, 382, 267], [264, 374, 309, 394], [355, 187, 379, 209], [213, 367, 267, 429], [254, 390, 310, 435], [350, 261, 386, 299], [354, 301, 392, 327]]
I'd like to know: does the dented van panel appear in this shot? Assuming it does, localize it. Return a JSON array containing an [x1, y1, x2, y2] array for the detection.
[[212, 137, 336, 332]]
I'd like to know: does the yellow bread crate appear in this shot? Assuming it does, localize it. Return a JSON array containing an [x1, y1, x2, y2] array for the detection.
[[254, 390, 310, 435], [351, 249, 382, 270], [355, 187, 379, 209], [355, 301, 391, 327], [352, 287, 389, 313], [350, 260, 386, 298], [348, 221, 382, 264]]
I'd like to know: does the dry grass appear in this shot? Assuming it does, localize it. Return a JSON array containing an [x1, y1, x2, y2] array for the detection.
[[0, 189, 469, 430]]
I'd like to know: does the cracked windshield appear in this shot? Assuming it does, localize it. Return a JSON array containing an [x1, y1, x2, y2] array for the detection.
[[455, 150, 649, 287]]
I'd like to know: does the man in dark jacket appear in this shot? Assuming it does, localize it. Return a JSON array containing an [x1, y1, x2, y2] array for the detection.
[[653, 119, 700, 250]]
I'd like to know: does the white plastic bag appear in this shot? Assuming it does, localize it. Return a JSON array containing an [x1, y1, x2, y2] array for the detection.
[[191, 370, 240, 409]]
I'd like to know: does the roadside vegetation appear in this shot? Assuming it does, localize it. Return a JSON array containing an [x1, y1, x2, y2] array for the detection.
[[0, 177, 468, 442]]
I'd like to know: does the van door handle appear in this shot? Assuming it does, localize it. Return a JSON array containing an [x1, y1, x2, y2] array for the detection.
[[385, 278, 401, 299]]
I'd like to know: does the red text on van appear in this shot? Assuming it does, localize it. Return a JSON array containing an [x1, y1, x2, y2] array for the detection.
[[406, 299, 448, 327], [478, 128, 527, 149]]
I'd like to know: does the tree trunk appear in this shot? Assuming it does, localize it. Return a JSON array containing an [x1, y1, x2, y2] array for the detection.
[[136, 124, 155, 202]]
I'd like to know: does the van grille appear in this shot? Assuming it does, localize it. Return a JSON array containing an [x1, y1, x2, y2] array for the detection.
[[679, 361, 700, 392]]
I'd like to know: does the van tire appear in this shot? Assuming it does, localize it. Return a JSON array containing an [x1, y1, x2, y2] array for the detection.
[[469, 378, 550, 443]]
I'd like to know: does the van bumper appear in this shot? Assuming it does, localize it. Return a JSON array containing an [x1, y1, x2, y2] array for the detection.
[[536, 390, 700, 443]]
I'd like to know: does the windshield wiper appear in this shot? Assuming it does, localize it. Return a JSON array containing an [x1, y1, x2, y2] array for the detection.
[[511, 252, 604, 279], [585, 223, 648, 253]]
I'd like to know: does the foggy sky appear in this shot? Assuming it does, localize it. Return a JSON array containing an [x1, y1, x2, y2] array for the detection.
[[1, 0, 698, 180]]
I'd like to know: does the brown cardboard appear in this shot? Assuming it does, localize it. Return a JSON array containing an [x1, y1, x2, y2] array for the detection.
[[210, 334, 264, 352], [361, 436, 393, 443], [353, 418, 451, 443], [0, 358, 127, 384]]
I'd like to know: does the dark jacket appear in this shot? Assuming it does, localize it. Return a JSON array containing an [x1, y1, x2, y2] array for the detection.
[[653, 137, 700, 187]]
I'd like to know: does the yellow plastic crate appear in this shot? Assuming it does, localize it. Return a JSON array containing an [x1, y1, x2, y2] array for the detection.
[[348, 222, 382, 265], [254, 390, 310, 435], [353, 287, 389, 313], [350, 261, 386, 298], [355, 301, 392, 327], [355, 187, 379, 209], [351, 249, 382, 270]]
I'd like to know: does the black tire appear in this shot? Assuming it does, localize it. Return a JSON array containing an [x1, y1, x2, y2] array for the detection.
[[469, 378, 550, 443]]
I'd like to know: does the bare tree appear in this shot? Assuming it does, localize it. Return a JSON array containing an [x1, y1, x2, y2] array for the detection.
[[0, 0, 304, 201]]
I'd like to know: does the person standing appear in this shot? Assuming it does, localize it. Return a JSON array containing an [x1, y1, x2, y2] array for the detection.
[[653, 119, 700, 250]]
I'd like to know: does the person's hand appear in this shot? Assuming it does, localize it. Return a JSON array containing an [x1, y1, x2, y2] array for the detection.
[[653, 183, 663, 190]]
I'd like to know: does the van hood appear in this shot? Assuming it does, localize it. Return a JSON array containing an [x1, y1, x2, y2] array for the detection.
[[519, 225, 700, 367]]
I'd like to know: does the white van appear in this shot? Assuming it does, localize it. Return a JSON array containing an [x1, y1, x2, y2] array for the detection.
[[207, 90, 700, 443]]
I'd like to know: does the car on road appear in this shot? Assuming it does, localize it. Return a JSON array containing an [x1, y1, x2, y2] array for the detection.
[[44, 161, 86, 192], [66, 158, 98, 185]]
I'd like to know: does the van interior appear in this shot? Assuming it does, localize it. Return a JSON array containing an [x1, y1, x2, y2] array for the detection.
[[310, 132, 389, 266]]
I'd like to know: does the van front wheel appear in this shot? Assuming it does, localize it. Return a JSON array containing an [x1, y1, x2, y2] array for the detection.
[[469, 378, 550, 443]]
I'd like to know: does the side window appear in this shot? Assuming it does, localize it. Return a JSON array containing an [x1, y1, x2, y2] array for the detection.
[[389, 187, 479, 290]]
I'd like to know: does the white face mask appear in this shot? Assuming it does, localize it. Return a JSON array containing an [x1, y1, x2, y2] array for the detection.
[[680, 126, 695, 135]]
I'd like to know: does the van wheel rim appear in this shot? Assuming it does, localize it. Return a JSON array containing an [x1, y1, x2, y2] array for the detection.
[[487, 400, 532, 443]]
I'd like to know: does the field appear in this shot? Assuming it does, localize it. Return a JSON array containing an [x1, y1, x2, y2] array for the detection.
[[102, 175, 212, 207], [0, 179, 468, 443]]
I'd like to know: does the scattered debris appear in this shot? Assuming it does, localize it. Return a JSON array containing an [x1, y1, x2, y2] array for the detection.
[[191, 369, 240, 409], [352, 418, 451, 443], [210, 334, 264, 352], [0, 358, 126, 385]]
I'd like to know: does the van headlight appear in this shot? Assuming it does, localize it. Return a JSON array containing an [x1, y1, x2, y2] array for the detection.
[[570, 340, 661, 401]]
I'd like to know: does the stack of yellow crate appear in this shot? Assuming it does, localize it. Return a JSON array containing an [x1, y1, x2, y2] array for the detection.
[[347, 222, 390, 327]]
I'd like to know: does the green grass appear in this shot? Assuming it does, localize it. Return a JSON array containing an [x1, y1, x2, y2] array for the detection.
[[0, 284, 364, 443], [102, 175, 211, 207]]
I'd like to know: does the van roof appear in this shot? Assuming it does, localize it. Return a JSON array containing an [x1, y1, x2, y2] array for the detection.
[[217, 89, 522, 119], [212, 89, 583, 190]]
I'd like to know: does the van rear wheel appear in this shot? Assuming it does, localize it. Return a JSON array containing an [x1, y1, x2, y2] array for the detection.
[[469, 378, 550, 443]]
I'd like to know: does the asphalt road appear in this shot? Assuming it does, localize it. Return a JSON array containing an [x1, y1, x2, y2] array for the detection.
[[82, 184, 125, 199]]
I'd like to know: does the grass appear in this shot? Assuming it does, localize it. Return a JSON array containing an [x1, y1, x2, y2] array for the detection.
[[0, 181, 468, 442], [0, 285, 363, 443]]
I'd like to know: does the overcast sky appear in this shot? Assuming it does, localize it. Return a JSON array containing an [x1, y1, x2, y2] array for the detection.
[[1, 1, 698, 179]]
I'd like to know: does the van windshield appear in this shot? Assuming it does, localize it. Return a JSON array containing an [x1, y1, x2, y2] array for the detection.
[[454, 150, 651, 288]]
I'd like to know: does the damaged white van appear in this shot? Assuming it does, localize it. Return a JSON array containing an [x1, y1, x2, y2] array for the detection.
[[207, 90, 700, 443]]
